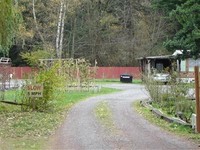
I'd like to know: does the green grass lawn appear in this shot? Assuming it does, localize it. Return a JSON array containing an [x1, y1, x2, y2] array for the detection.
[[0, 87, 119, 150], [95, 78, 142, 84]]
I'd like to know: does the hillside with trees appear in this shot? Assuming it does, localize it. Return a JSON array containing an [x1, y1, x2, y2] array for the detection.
[[152, 0, 200, 58], [1, 0, 199, 66]]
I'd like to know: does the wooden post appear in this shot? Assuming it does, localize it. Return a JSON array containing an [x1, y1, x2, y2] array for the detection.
[[195, 66, 200, 133]]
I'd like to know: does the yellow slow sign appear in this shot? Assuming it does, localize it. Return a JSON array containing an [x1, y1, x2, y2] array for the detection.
[[26, 84, 43, 98]]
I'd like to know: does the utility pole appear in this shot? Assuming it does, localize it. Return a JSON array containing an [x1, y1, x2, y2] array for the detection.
[[195, 66, 200, 133]]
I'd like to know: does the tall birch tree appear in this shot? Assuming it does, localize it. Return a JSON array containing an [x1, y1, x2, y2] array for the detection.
[[56, 0, 67, 58]]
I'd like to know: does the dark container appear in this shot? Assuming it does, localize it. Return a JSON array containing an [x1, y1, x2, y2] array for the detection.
[[120, 74, 133, 83]]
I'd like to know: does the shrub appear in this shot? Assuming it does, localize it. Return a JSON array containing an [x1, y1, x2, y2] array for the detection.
[[175, 98, 195, 122], [143, 72, 195, 123], [143, 75, 163, 103], [20, 58, 96, 112], [20, 50, 52, 67], [21, 62, 65, 112]]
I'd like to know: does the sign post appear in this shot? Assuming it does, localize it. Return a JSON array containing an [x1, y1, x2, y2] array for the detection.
[[26, 84, 43, 110], [194, 66, 200, 133]]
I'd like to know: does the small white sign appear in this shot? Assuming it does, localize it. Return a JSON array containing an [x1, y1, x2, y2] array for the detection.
[[26, 84, 43, 98]]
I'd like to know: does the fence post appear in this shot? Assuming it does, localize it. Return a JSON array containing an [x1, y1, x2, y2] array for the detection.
[[195, 66, 200, 133]]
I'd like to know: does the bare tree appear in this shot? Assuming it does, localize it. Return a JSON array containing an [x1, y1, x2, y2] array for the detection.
[[32, 0, 45, 44], [56, 0, 67, 58]]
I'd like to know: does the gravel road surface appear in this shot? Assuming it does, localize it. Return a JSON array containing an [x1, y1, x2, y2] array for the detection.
[[49, 83, 199, 150]]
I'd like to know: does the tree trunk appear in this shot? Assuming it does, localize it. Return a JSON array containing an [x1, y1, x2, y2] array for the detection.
[[59, 2, 66, 58], [71, 18, 76, 59], [56, 0, 63, 58], [32, 0, 45, 44], [56, 0, 66, 59]]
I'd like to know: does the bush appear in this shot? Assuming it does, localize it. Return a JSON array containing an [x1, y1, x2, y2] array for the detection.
[[20, 58, 96, 112], [21, 62, 65, 112], [143, 72, 195, 123], [175, 98, 195, 122], [143, 75, 163, 103]]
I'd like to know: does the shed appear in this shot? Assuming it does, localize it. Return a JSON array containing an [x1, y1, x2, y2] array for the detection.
[[137, 55, 176, 77]]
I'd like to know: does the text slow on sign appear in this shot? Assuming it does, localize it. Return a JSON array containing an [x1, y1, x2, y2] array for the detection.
[[26, 84, 43, 98]]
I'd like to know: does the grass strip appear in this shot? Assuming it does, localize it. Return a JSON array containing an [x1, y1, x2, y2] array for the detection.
[[94, 101, 115, 131], [133, 101, 200, 143], [95, 79, 142, 84]]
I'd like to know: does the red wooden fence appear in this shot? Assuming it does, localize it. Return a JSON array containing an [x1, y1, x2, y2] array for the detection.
[[10, 67, 141, 79], [95, 67, 141, 79], [11, 67, 35, 79]]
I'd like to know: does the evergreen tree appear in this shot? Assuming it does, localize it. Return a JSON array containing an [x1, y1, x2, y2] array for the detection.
[[152, 0, 200, 58]]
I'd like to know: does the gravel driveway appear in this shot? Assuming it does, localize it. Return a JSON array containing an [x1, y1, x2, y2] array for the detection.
[[48, 83, 199, 150]]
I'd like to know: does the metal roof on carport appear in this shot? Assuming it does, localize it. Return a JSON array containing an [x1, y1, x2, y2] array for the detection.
[[136, 55, 174, 60]]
